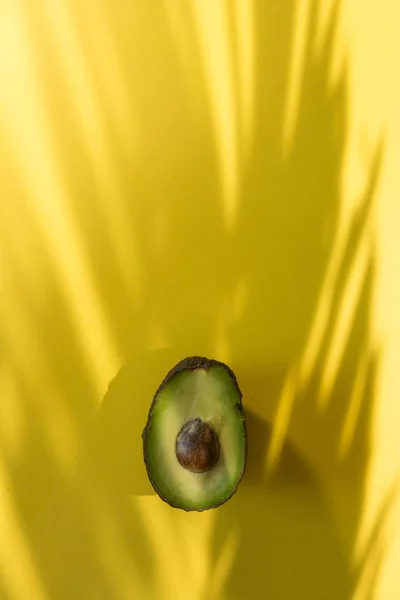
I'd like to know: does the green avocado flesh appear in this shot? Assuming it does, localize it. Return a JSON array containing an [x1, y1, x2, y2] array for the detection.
[[142, 357, 247, 511]]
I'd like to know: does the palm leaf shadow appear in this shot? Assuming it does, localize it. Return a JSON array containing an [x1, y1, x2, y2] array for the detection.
[[0, 0, 390, 598]]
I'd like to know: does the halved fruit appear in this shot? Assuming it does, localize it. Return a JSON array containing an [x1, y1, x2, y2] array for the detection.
[[142, 356, 247, 511]]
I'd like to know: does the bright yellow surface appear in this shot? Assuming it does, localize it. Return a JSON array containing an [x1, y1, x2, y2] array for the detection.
[[1, 0, 399, 598]]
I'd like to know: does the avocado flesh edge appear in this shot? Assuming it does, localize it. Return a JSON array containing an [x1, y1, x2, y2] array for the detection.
[[143, 358, 246, 510]]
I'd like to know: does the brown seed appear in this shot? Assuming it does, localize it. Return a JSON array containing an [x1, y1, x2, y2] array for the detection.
[[176, 418, 220, 473]]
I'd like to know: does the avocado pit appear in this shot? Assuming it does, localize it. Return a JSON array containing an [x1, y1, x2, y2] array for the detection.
[[176, 417, 220, 473]]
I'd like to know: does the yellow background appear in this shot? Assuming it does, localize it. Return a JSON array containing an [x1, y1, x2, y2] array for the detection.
[[1, 0, 399, 598]]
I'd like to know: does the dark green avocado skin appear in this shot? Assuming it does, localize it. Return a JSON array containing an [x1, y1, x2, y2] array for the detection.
[[142, 356, 248, 511]]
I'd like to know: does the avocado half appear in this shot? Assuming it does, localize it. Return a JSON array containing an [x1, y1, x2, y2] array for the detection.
[[142, 356, 247, 511]]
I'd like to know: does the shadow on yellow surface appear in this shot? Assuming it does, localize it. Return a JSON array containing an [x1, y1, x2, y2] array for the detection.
[[0, 0, 391, 599]]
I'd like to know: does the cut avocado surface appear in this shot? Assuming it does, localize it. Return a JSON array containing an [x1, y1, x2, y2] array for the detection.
[[142, 356, 247, 511]]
